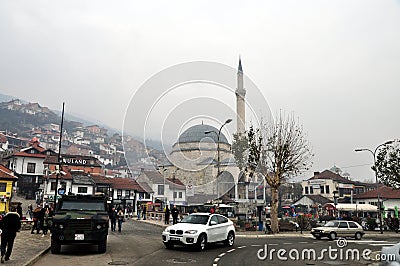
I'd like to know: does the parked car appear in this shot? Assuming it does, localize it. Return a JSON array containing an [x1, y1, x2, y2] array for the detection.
[[278, 219, 298, 231], [162, 213, 235, 251], [311, 220, 364, 240]]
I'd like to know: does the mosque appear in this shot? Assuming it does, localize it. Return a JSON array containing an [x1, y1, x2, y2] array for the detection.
[[161, 59, 266, 205]]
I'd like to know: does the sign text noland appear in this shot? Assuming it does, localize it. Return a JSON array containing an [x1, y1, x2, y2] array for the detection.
[[62, 158, 88, 165]]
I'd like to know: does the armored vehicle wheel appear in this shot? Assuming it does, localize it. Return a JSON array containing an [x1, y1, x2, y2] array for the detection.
[[51, 239, 61, 254], [98, 240, 107, 253]]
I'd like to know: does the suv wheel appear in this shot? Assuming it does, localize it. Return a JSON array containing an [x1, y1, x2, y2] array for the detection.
[[196, 234, 207, 251], [51, 239, 61, 254], [98, 240, 107, 253], [329, 232, 337, 240], [224, 231, 235, 247], [354, 232, 362, 240]]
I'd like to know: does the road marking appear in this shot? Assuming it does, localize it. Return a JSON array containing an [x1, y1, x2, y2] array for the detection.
[[218, 253, 226, 257], [214, 258, 220, 263], [237, 246, 246, 249], [369, 243, 396, 246], [349, 240, 386, 243], [283, 243, 293, 245], [251, 244, 262, 247], [227, 249, 235, 253], [269, 243, 278, 246], [299, 242, 308, 244]]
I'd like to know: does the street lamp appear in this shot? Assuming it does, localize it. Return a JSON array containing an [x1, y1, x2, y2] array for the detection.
[[355, 140, 394, 234], [205, 118, 232, 200]]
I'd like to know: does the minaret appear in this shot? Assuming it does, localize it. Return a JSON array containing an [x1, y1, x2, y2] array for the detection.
[[236, 57, 246, 135]]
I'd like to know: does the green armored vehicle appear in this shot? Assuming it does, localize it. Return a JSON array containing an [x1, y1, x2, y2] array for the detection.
[[51, 193, 109, 254]]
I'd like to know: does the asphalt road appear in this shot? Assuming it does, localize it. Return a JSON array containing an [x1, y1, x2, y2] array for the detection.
[[33, 220, 397, 266]]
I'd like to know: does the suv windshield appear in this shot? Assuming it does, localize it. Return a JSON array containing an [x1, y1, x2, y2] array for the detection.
[[60, 201, 106, 211], [324, 221, 339, 227], [180, 215, 209, 225]]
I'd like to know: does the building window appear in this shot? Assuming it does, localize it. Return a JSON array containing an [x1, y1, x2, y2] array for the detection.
[[305, 187, 309, 194], [50, 182, 56, 191], [325, 185, 330, 194], [310, 186, 314, 194], [320, 185, 324, 194], [78, 187, 87, 193], [117, 189, 122, 199], [27, 163, 36, 173], [125, 190, 131, 198], [158, 185, 164, 195], [0, 183, 6, 192], [178, 192, 182, 198], [173, 191, 177, 199]]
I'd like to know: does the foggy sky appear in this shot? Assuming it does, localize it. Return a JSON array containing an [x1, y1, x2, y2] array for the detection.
[[1, 1, 399, 182]]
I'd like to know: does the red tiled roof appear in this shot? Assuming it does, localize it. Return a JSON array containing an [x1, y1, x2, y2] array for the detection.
[[11, 152, 47, 158], [0, 165, 17, 180], [43, 168, 73, 180], [111, 178, 149, 192], [309, 170, 353, 184], [92, 174, 113, 184], [354, 186, 400, 199], [166, 178, 185, 186]]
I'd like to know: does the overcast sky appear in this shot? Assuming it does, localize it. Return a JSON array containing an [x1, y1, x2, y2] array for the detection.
[[1, 1, 399, 182]]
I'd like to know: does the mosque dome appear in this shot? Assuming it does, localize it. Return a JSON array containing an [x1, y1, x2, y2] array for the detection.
[[177, 124, 229, 144]]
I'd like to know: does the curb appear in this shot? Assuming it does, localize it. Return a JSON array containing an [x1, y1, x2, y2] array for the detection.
[[23, 245, 51, 266]]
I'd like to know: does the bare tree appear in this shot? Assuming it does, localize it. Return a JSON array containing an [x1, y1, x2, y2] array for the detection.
[[234, 112, 313, 233]]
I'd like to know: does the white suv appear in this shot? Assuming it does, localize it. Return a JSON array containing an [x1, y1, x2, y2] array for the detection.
[[162, 213, 235, 251]]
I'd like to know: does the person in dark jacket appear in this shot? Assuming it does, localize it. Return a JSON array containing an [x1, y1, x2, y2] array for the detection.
[[16, 203, 22, 220], [0, 211, 21, 263], [31, 205, 42, 234], [171, 205, 179, 225], [109, 207, 117, 232]]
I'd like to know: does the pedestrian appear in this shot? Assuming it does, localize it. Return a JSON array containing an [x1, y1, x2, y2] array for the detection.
[[117, 209, 124, 232], [0, 211, 21, 263], [142, 205, 147, 220], [164, 205, 170, 225], [109, 207, 117, 232], [210, 206, 215, 214], [127, 206, 133, 218], [171, 205, 179, 225], [26, 204, 33, 220], [16, 203, 22, 220], [137, 204, 142, 220], [31, 205, 42, 234], [42, 206, 52, 236]]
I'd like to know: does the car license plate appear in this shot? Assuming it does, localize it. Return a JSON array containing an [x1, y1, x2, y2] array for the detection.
[[170, 237, 179, 241], [75, 234, 84, 240]]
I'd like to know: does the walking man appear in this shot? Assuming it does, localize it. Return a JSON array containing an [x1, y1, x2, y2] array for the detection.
[[0, 211, 21, 263], [109, 207, 117, 232], [171, 205, 179, 225]]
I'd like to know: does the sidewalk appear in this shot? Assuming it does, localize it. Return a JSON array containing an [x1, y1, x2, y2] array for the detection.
[[7, 230, 50, 266]]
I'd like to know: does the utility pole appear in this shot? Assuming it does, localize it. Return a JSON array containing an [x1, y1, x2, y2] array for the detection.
[[54, 102, 65, 211]]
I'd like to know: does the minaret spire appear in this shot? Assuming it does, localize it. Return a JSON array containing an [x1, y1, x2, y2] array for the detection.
[[235, 56, 246, 135]]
